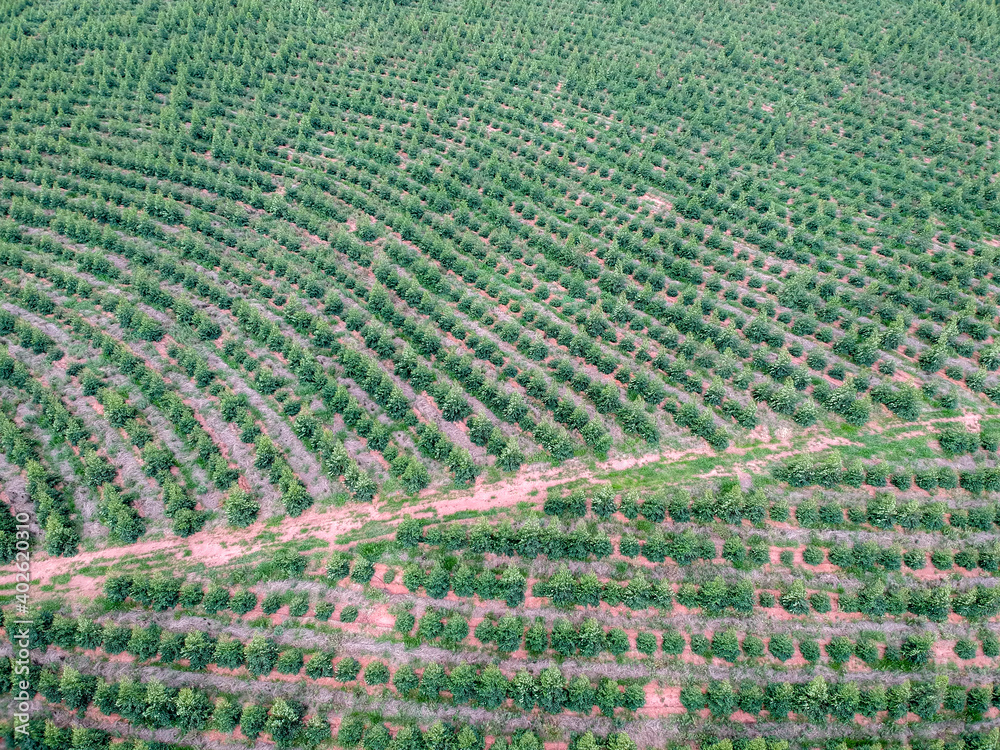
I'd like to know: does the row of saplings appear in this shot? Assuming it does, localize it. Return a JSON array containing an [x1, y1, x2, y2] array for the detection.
[[773, 450, 1000, 496], [529, 480, 1000, 535], [399, 513, 1000, 576], [96, 550, 534, 612], [93, 551, 1000, 625], [396, 607, 999, 665], [16, 665, 330, 747], [665, 628, 998, 667], [396, 557, 1000, 622], [679, 674, 999, 723], [28, 718, 988, 750], [6, 612, 646, 716], [7, 716, 622, 750]]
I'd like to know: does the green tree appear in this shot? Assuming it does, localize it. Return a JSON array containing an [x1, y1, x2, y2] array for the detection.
[[175, 687, 213, 731], [364, 661, 390, 685], [224, 488, 260, 528], [707, 679, 737, 717], [244, 635, 279, 676], [266, 698, 303, 748], [536, 666, 567, 713], [475, 665, 509, 709], [58, 667, 96, 713], [240, 702, 269, 741]]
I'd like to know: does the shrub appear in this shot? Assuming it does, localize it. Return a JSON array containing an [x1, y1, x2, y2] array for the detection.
[[340, 605, 359, 623], [742, 634, 765, 658], [103, 575, 133, 603], [287, 594, 309, 617], [706, 679, 737, 717], [641, 494, 667, 522], [419, 610, 445, 642], [364, 661, 390, 685], [969, 504, 996, 530], [305, 651, 336, 680], [854, 639, 879, 665], [960, 469, 985, 493], [591, 486, 617, 518], [179, 583, 204, 608], [938, 427, 979, 455], [769, 499, 790, 522], [680, 683, 706, 712], [240, 703, 268, 741], [396, 517, 423, 548], [213, 637, 245, 670], [722, 537, 746, 566], [620, 491, 640, 519], [150, 575, 181, 611], [266, 698, 303, 746], [662, 629, 686, 655], [953, 638, 978, 660], [955, 548, 979, 570], [690, 633, 711, 657], [809, 591, 831, 613], [768, 634, 794, 661], [711, 629, 740, 663], [230, 589, 257, 615], [867, 492, 897, 528], [203, 585, 230, 613], [802, 546, 825, 565], [261, 592, 283, 615], [900, 633, 934, 665], [420, 664, 448, 699], [890, 472, 912, 491], [335, 657, 362, 682], [268, 548, 308, 578], [244, 636, 279, 676], [968, 686, 993, 717], [606, 628, 630, 656], [325, 553, 352, 581], [903, 549, 926, 570], [865, 462, 890, 487], [981, 629, 1000, 658], [779, 580, 809, 614], [224, 488, 260, 528], [937, 467, 958, 489], [337, 716, 365, 748], [524, 619, 548, 655], [275, 649, 304, 675], [799, 639, 820, 663], [825, 636, 853, 664], [619, 534, 640, 557], [931, 548, 954, 570], [394, 611, 416, 636], [213, 697, 242, 734], [363, 724, 392, 750], [738, 682, 765, 714], [915, 469, 939, 492], [442, 615, 469, 645], [636, 632, 657, 655], [350, 557, 376, 584]]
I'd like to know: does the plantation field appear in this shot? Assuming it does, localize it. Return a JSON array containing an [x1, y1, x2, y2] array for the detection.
[[0, 0, 999, 748]]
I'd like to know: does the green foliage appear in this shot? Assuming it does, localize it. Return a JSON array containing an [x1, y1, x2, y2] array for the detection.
[[224, 488, 260, 528]]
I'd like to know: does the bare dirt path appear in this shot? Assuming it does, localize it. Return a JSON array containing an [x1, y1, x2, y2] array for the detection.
[[10, 406, 986, 591], [1, 441, 721, 587]]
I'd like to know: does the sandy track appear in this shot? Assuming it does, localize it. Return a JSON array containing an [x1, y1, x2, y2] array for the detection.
[[7, 404, 990, 590], [2, 441, 721, 587]]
